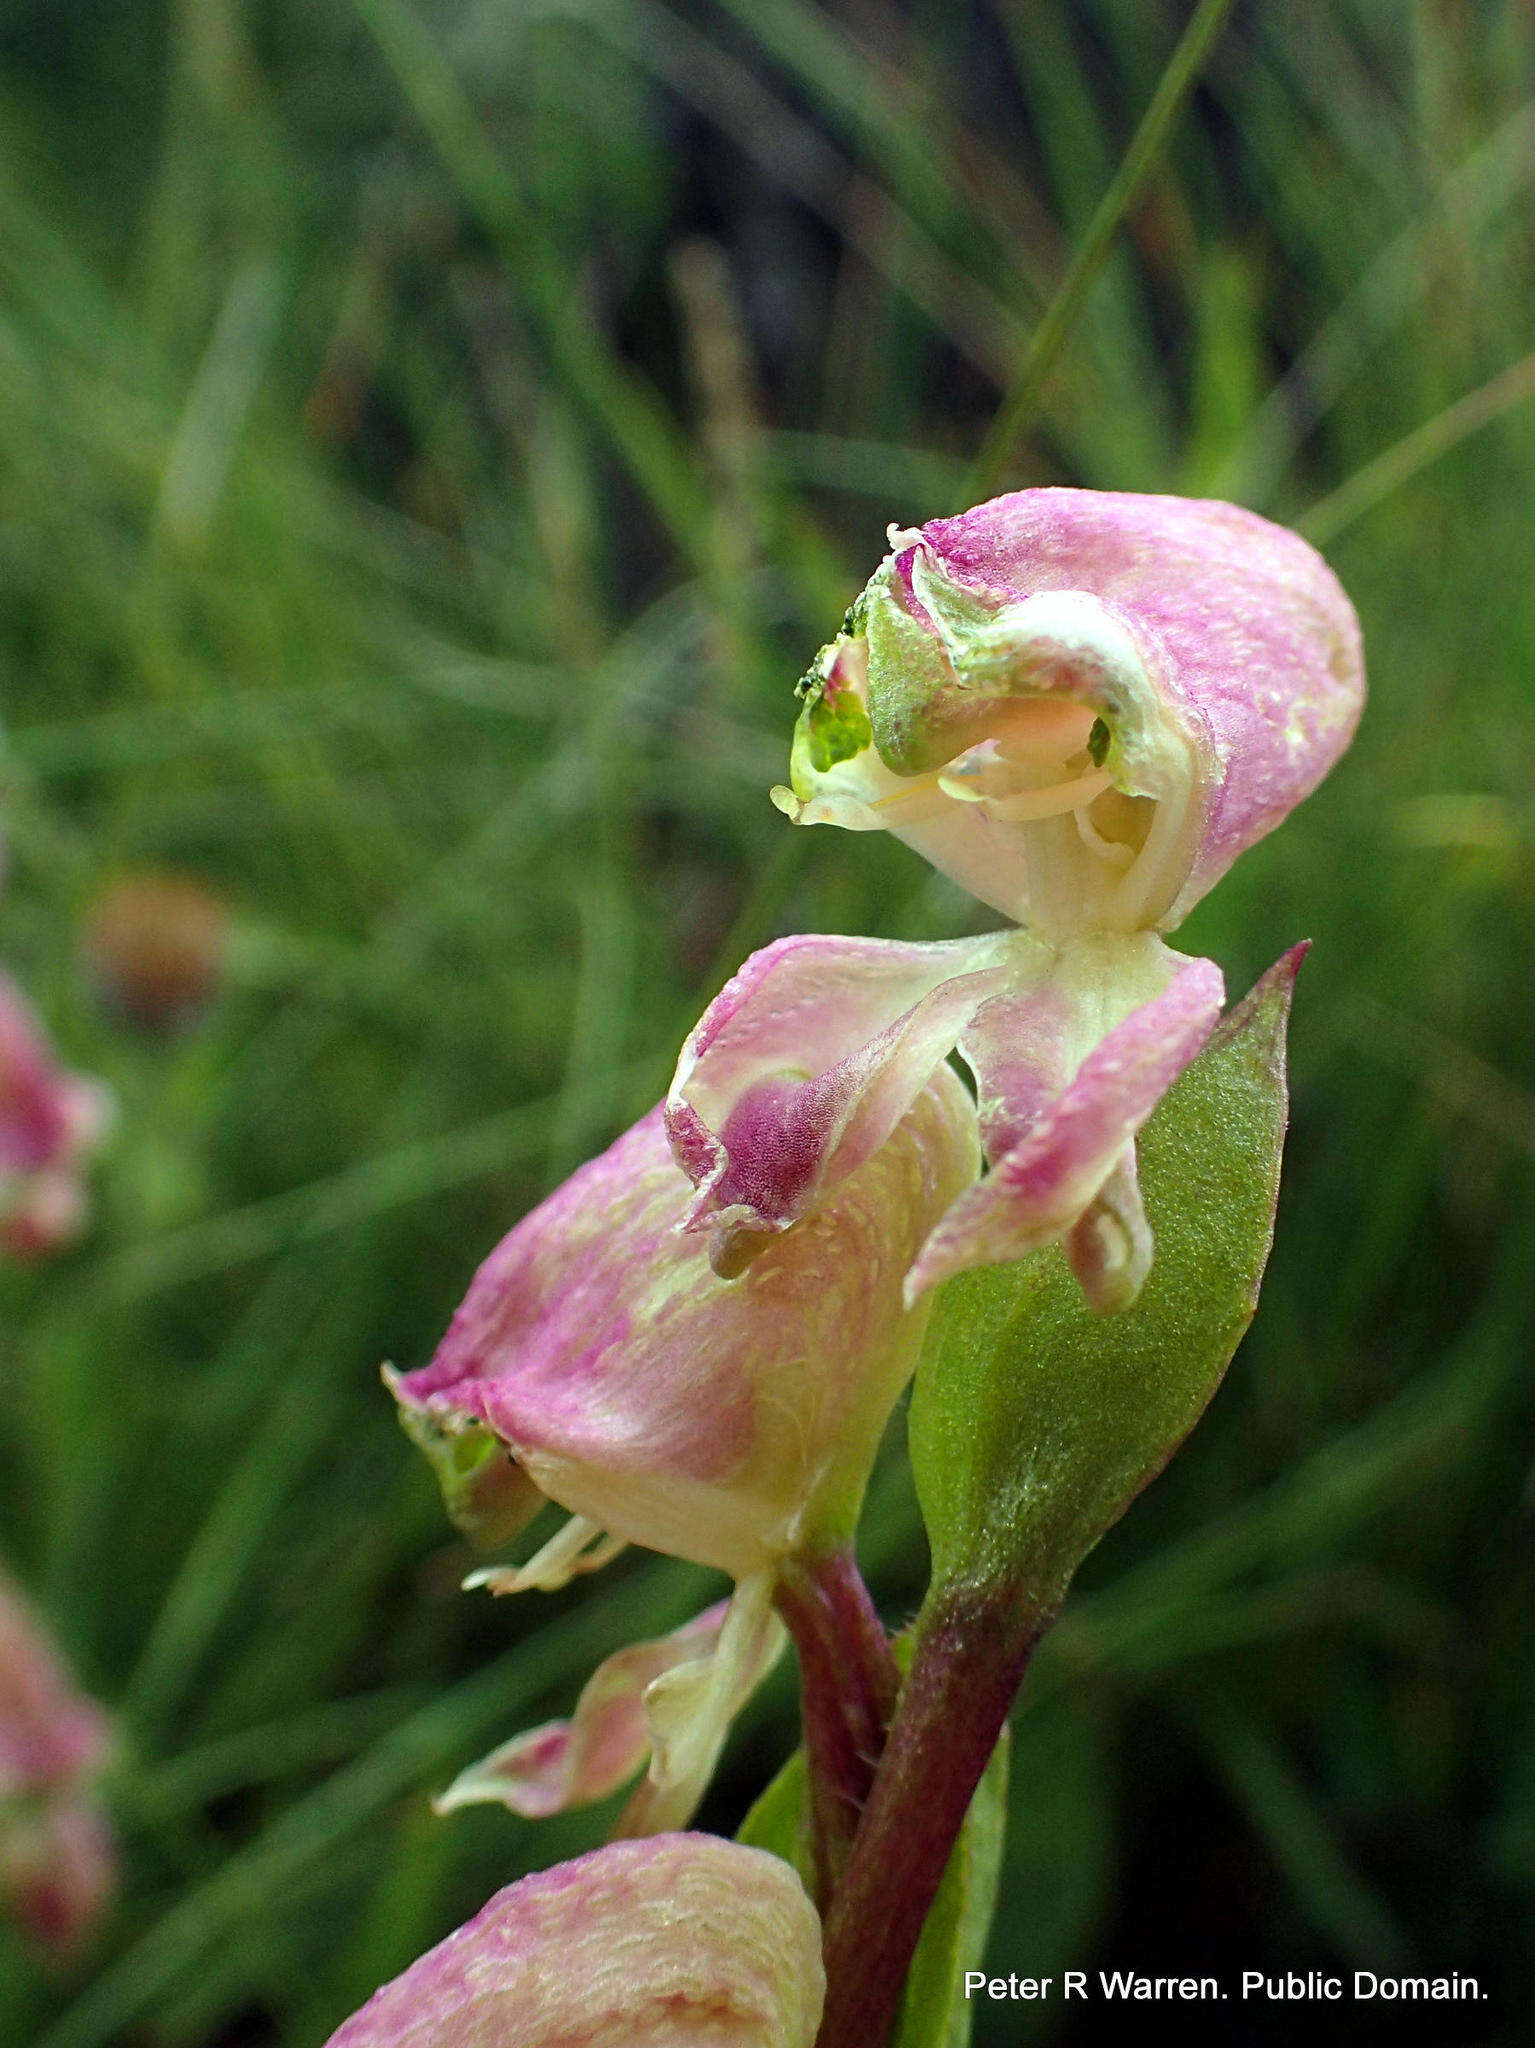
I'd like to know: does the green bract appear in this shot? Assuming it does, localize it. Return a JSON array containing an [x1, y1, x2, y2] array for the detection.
[[909, 949, 1299, 1609], [738, 1732, 1010, 2048], [891, 1732, 1009, 2048]]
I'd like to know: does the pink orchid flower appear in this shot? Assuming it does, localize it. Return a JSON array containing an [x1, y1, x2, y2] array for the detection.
[[0, 1566, 116, 1951], [324, 1835, 824, 2048], [672, 489, 1364, 1313], [0, 972, 111, 1259], [390, 1073, 977, 1832]]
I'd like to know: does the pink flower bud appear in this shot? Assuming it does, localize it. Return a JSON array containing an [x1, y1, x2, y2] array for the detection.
[[0, 973, 111, 1259], [0, 1567, 115, 1952], [324, 1835, 824, 2048]]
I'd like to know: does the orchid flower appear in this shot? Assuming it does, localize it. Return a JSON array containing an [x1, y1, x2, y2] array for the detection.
[[0, 971, 111, 1259], [390, 1073, 977, 1834], [671, 488, 1364, 1313], [324, 1834, 824, 2047], [0, 1566, 116, 1951]]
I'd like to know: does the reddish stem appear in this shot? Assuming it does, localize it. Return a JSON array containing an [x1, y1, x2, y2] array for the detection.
[[814, 1585, 1048, 2048], [774, 1547, 901, 1903]]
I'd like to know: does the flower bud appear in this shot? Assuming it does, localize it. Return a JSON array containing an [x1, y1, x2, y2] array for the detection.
[[324, 1835, 824, 2048], [0, 973, 111, 1259], [81, 872, 227, 1032], [0, 1567, 115, 1951]]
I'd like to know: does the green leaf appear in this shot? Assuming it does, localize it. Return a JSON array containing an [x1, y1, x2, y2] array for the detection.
[[735, 1745, 816, 1893], [893, 1729, 1011, 2048], [737, 1734, 1011, 2048], [911, 950, 1300, 1609]]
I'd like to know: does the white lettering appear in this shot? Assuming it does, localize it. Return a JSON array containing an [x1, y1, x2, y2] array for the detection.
[[1356, 1974, 1475, 2002], [1243, 1972, 1344, 2000], [1099, 1972, 1219, 2000]]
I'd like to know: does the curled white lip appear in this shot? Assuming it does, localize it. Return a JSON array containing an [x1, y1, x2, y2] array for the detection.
[[781, 710, 1188, 939], [947, 766, 1114, 822], [782, 565, 1208, 940]]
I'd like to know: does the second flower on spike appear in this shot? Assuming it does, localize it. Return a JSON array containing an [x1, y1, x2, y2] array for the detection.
[[389, 1074, 978, 1839]]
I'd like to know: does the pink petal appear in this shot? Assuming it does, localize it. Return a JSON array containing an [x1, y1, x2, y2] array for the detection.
[[435, 1602, 735, 1820], [666, 929, 1012, 1267], [908, 952, 1225, 1304], [0, 977, 79, 1174], [0, 974, 111, 1257], [613, 1575, 786, 1838], [0, 1568, 112, 1798], [0, 1569, 116, 1952], [392, 1072, 978, 1579], [1, 1796, 116, 1955], [324, 1835, 824, 2047], [955, 931, 1194, 1161], [892, 490, 1364, 926]]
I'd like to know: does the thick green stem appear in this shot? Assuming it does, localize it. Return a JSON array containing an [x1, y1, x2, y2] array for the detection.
[[774, 1548, 901, 1906], [814, 1584, 1050, 2048]]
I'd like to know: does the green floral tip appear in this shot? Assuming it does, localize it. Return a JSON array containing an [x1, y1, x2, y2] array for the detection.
[[391, 1396, 544, 1552], [786, 635, 877, 796], [806, 678, 874, 774]]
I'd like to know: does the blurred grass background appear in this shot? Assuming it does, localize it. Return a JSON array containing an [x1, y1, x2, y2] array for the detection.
[[0, 0, 1532, 2042]]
